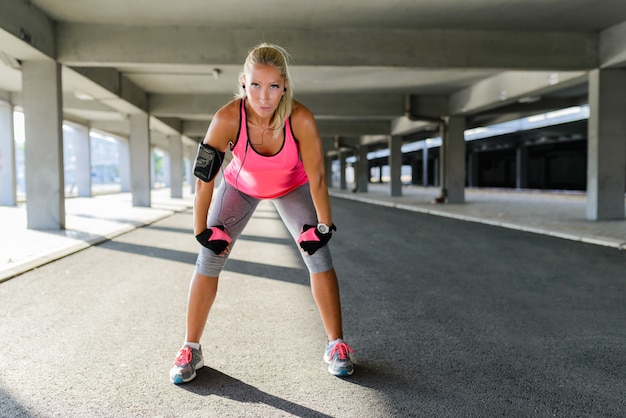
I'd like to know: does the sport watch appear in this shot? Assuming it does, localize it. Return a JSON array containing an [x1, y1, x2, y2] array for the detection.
[[317, 223, 331, 234]]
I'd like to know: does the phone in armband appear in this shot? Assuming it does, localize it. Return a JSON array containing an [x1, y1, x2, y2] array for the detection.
[[193, 142, 222, 182]]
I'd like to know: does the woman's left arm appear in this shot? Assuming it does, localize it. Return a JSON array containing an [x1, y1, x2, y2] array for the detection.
[[292, 102, 333, 226]]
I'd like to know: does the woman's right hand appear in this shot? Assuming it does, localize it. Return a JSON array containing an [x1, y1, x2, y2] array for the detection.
[[196, 225, 231, 255]]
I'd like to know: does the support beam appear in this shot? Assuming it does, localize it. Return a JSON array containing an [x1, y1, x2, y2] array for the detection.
[[129, 113, 151, 207], [325, 154, 333, 189], [22, 60, 65, 229], [600, 20, 626, 68], [356, 145, 368, 193], [168, 134, 183, 198], [183, 119, 392, 139], [57, 24, 597, 70], [118, 138, 130, 192], [445, 116, 466, 203], [0, 100, 16, 206], [150, 93, 405, 119], [339, 151, 348, 191], [389, 135, 402, 197], [72, 123, 92, 197], [586, 69, 626, 221], [450, 71, 587, 115], [516, 144, 529, 190], [186, 144, 196, 194], [422, 145, 429, 187], [0, 0, 56, 60], [317, 120, 391, 137]]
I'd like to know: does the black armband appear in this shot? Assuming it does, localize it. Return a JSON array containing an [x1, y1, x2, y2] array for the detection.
[[193, 143, 224, 182]]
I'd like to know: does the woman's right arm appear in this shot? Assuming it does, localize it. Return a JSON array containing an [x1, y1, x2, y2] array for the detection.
[[193, 100, 239, 235]]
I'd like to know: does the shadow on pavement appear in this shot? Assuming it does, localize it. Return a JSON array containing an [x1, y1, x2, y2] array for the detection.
[[0, 386, 36, 418], [177, 367, 334, 418], [99, 233, 310, 286]]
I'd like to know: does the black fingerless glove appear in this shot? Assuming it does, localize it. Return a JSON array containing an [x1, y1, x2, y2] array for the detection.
[[196, 225, 231, 255], [297, 224, 336, 255]]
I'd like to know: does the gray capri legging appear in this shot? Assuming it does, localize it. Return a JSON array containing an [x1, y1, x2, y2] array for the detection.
[[195, 181, 334, 277]]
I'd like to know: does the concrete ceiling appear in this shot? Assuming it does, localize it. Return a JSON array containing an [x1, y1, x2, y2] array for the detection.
[[1, 0, 626, 151]]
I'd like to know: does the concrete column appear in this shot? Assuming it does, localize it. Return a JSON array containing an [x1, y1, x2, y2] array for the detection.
[[22, 60, 65, 229], [356, 145, 369, 193], [118, 138, 131, 192], [150, 146, 158, 189], [467, 150, 477, 188], [422, 144, 429, 186], [516, 143, 529, 190], [162, 149, 171, 188], [445, 115, 466, 203], [586, 69, 626, 220], [325, 154, 333, 188], [389, 135, 402, 196], [169, 134, 183, 198], [129, 113, 151, 207], [339, 150, 348, 190], [0, 100, 16, 206], [72, 123, 92, 197], [410, 159, 419, 185], [186, 145, 196, 194]]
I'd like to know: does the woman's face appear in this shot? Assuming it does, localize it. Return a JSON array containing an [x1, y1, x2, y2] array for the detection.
[[242, 64, 286, 120]]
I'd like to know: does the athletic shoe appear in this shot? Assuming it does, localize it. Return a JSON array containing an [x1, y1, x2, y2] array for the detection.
[[169, 345, 204, 384], [324, 339, 354, 376]]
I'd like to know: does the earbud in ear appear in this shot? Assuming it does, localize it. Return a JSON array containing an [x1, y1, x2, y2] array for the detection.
[[283, 88, 287, 92], [242, 85, 246, 89]]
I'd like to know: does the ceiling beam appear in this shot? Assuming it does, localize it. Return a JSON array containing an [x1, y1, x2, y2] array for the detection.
[[600, 20, 626, 68], [450, 71, 588, 115], [57, 24, 598, 70], [149, 93, 406, 119], [0, 0, 55, 60]]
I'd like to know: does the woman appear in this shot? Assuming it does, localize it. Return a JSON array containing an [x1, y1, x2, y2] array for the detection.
[[169, 43, 354, 384]]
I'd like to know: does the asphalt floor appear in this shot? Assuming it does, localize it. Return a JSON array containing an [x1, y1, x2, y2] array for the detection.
[[0, 184, 625, 417]]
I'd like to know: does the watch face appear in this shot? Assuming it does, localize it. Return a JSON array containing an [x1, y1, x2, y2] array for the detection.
[[317, 223, 329, 234]]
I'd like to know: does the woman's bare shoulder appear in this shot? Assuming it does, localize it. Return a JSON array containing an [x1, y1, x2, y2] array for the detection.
[[204, 99, 241, 148], [214, 99, 241, 123], [290, 100, 317, 130], [291, 100, 314, 120]]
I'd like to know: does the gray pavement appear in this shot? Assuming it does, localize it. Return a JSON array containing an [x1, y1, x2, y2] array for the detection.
[[2, 185, 625, 284], [0, 185, 625, 417]]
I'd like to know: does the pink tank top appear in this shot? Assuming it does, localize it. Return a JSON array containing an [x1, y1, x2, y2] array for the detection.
[[222, 99, 309, 199]]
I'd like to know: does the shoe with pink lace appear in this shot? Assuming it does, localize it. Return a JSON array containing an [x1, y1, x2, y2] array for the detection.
[[324, 339, 355, 376], [169, 345, 204, 384]]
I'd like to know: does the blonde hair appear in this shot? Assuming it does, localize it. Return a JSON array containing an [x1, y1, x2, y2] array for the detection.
[[235, 43, 294, 135]]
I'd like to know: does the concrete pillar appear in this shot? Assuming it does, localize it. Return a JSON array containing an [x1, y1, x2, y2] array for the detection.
[[516, 143, 529, 190], [410, 159, 419, 185], [22, 60, 65, 229], [118, 138, 131, 192], [356, 145, 368, 193], [150, 146, 158, 189], [339, 150, 348, 190], [325, 154, 333, 188], [422, 144, 429, 186], [467, 150, 477, 188], [389, 135, 402, 196], [72, 123, 92, 197], [0, 100, 16, 206], [445, 115, 466, 203], [186, 145, 196, 194], [586, 69, 626, 220], [169, 134, 183, 198], [129, 113, 151, 207], [159, 152, 172, 187]]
